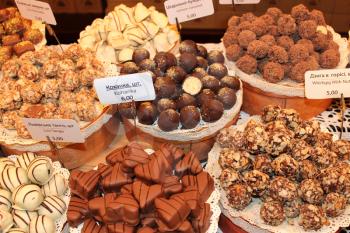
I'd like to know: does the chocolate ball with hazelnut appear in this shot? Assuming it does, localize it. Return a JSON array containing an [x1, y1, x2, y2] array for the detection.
[[197, 45, 208, 58], [139, 59, 156, 72], [132, 48, 150, 64], [118, 102, 136, 119], [208, 63, 228, 79], [197, 56, 208, 69], [218, 87, 237, 109], [207, 50, 225, 64], [221, 76, 241, 90], [179, 40, 198, 54], [180, 105, 200, 129], [197, 89, 216, 107], [158, 109, 180, 131], [154, 52, 177, 72], [120, 61, 139, 74], [137, 102, 157, 125], [157, 98, 177, 112], [201, 99, 224, 122], [177, 93, 197, 110], [179, 52, 197, 73], [202, 75, 221, 92], [191, 67, 207, 79], [154, 76, 176, 98], [166, 66, 187, 84]]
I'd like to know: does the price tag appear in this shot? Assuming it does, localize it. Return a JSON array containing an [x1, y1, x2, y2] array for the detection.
[[164, 0, 214, 24], [305, 68, 350, 99], [22, 118, 84, 143], [219, 0, 261, 4], [93, 72, 156, 104], [15, 0, 56, 25]]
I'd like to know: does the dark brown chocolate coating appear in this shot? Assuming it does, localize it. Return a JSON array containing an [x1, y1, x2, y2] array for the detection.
[[208, 63, 228, 79], [137, 102, 157, 125], [217, 87, 237, 109], [201, 75, 221, 92], [191, 67, 207, 79], [197, 89, 216, 107], [180, 106, 200, 129], [120, 61, 139, 74], [157, 98, 176, 112], [200, 99, 224, 122], [207, 50, 225, 64], [154, 52, 177, 72], [139, 59, 156, 72], [179, 40, 198, 54], [154, 76, 176, 98], [179, 52, 197, 73], [158, 109, 180, 131], [176, 93, 197, 110], [166, 66, 186, 84], [196, 56, 208, 70], [221, 76, 241, 90], [133, 48, 150, 65], [197, 45, 208, 58], [118, 102, 136, 119]]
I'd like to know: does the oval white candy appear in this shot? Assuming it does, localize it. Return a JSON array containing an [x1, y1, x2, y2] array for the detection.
[[27, 157, 54, 185], [12, 184, 44, 211], [38, 195, 66, 220], [12, 209, 38, 230], [15, 152, 37, 170], [0, 189, 12, 211], [0, 167, 29, 192], [29, 215, 55, 233], [41, 173, 68, 197]]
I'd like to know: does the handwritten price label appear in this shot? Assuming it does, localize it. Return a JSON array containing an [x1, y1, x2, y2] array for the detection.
[[219, 0, 261, 4], [164, 0, 214, 24], [305, 68, 350, 99], [22, 118, 84, 143], [15, 0, 56, 25]]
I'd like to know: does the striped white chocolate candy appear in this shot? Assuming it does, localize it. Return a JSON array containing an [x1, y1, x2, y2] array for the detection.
[[0, 209, 14, 233], [0, 167, 29, 192], [0, 189, 12, 211], [12, 184, 44, 211], [7, 228, 27, 233], [38, 195, 66, 220], [42, 173, 68, 197], [15, 152, 37, 170], [12, 209, 38, 230], [27, 157, 54, 185], [0, 158, 15, 172], [29, 215, 55, 233]]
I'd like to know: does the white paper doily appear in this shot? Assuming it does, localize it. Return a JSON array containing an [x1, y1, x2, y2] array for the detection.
[[6, 155, 71, 233]]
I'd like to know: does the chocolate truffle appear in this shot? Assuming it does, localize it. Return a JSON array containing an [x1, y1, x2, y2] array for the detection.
[[269, 176, 297, 202], [219, 168, 241, 190], [182, 76, 202, 96], [238, 30, 256, 49], [227, 15, 241, 27], [236, 55, 258, 74], [157, 98, 176, 113], [12, 184, 44, 211], [139, 59, 156, 72], [299, 179, 324, 204], [154, 52, 177, 72], [268, 45, 289, 64], [29, 215, 55, 233], [310, 9, 326, 25], [250, 18, 268, 37], [219, 148, 251, 171], [166, 66, 186, 84], [299, 160, 318, 180], [291, 4, 310, 23], [201, 99, 224, 122], [157, 109, 179, 131], [120, 61, 139, 74], [322, 192, 346, 217], [180, 106, 200, 129], [277, 14, 296, 36], [298, 20, 317, 39], [217, 87, 236, 109], [263, 62, 284, 83], [266, 7, 283, 22], [207, 50, 225, 64], [197, 89, 216, 107], [277, 36, 294, 51], [179, 52, 197, 73], [27, 157, 54, 185], [223, 31, 238, 48], [289, 44, 310, 64], [179, 40, 198, 54], [312, 32, 329, 52], [208, 63, 228, 79], [197, 45, 208, 58], [227, 184, 252, 210], [191, 67, 207, 79], [221, 76, 241, 90], [260, 35, 276, 47], [244, 170, 270, 197], [132, 48, 150, 65], [319, 49, 340, 69], [225, 44, 242, 62], [253, 154, 273, 176], [260, 201, 285, 226], [137, 102, 157, 125], [196, 56, 208, 69], [247, 40, 269, 59], [154, 77, 176, 98], [201, 75, 221, 92], [176, 93, 197, 110], [118, 102, 136, 119], [299, 204, 328, 230], [272, 154, 299, 179]]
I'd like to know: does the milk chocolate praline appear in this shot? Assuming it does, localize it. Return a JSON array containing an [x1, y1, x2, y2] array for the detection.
[[201, 99, 224, 122], [120, 61, 139, 74], [218, 87, 237, 109], [139, 59, 156, 72], [207, 50, 225, 64], [158, 109, 180, 131], [137, 102, 157, 125], [118, 102, 137, 119], [197, 89, 216, 107], [208, 63, 228, 79], [221, 76, 241, 90], [180, 106, 200, 129], [179, 40, 198, 54], [196, 56, 208, 69], [197, 45, 208, 58], [157, 98, 176, 112], [154, 77, 176, 98], [132, 48, 150, 65], [179, 53, 197, 73], [166, 66, 186, 84], [154, 52, 177, 72], [176, 93, 197, 110], [191, 67, 207, 79], [201, 75, 221, 92]]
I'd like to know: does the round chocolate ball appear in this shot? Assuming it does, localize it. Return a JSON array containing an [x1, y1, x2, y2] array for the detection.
[[137, 102, 157, 125], [179, 40, 198, 54], [157, 98, 176, 112], [179, 52, 197, 73], [221, 76, 241, 90], [197, 89, 216, 107], [154, 68, 165, 78], [166, 66, 187, 84], [132, 48, 150, 65], [139, 59, 156, 72], [196, 56, 208, 69], [201, 75, 221, 92], [154, 76, 176, 98], [118, 102, 136, 119], [154, 52, 177, 72], [158, 109, 180, 131], [197, 45, 208, 58], [201, 99, 224, 122], [191, 67, 207, 79], [120, 61, 139, 74], [180, 106, 200, 129], [207, 50, 225, 64], [208, 63, 228, 79], [172, 86, 183, 100], [218, 87, 237, 109], [176, 93, 197, 110]]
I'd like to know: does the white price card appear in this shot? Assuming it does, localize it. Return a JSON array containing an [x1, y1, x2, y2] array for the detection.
[[93, 72, 156, 105], [164, 0, 214, 24], [219, 0, 261, 4], [22, 118, 84, 143], [305, 68, 350, 99], [15, 0, 56, 25]]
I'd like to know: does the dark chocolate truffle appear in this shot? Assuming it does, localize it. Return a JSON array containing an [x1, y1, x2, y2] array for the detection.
[[179, 52, 197, 73], [180, 106, 200, 129], [201, 99, 224, 122], [201, 75, 221, 92], [154, 52, 177, 72], [137, 102, 157, 125], [179, 40, 198, 54], [197, 89, 216, 107], [166, 66, 187, 84], [208, 63, 228, 79], [196, 56, 208, 69], [118, 102, 136, 119], [132, 48, 150, 65], [157, 98, 176, 112], [139, 59, 156, 72], [154, 76, 176, 98], [217, 87, 237, 109], [221, 76, 241, 90], [177, 93, 197, 110], [197, 45, 208, 58], [191, 67, 207, 79], [120, 61, 139, 74], [207, 51, 225, 64], [158, 109, 180, 131]]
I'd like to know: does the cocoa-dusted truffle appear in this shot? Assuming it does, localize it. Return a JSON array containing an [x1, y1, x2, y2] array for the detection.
[[299, 204, 328, 231], [132, 48, 150, 65], [322, 192, 346, 217], [263, 62, 284, 83], [201, 75, 221, 92], [154, 76, 176, 98], [277, 15, 296, 36], [197, 89, 216, 107], [176, 93, 196, 110], [297, 39, 314, 53], [120, 61, 139, 74], [196, 56, 208, 69], [310, 9, 326, 25], [238, 21, 253, 31], [238, 30, 256, 49], [157, 109, 179, 132], [179, 52, 197, 73], [266, 7, 283, 22], [247, 40, 269, 59], [250, 18, 267, 37], [290, 61, 312, 83], [200, 99, 224, 122], [207, 50, 225, 64], [227, 15, 241, 27], [197, 45, 208, 58], [319, 49, 340, 69], [276, 36, 294, 51], [312, 32, 329, 52], [236, 55, 257, 74], [191, 67, 207, 79], [180, 106, 200, 129], [217, 87, 236, 109], [241, 12, 256, 22], [299, 179, 324, 204], [138, 59, 156, 72], [259, 14, 274, 26], [260, 35, 276, 47], [182, 76, 202, 96], [208, 63, 228, 79], [223, 31, 238, 48], [260, 201, 285, 226], [298, 20, 317, 39], [221, 76, 241, 90], [268, 45, 289, 64], [225, 44, 242, 62], [179, 40, 198, 54], [156, 98, 176, 113], [118, 102, 136, 119], [137, 102, 157, 125], [289, 44, 310, 64], [166, 66, 186, 84], [227, 184, 252, 210], [291, 4, 310, 23], [154, 52, 177, 72]]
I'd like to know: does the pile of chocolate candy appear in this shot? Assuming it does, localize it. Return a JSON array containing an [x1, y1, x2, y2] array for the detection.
[[67, 142, 214, 233]]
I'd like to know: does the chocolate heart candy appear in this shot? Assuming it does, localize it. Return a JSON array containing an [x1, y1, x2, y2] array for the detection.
[[161, 176, 183, 196], [67, 196, 89, 227], [122, 142, 150, 173], [161, 143, 185, 162], [172, 186, 202, 217], [106, 147, 126, 165], [102, 163, 132, 193], [105, 194, 139, 226], [82, 218, 107, 233], [192, 203, 212, 233], [178, 220, 195, 233], [132, 181, 163, 210], [88, 193, 116, 223], [154, 196, 191, 231], [97, 163, 112, 178], [182, 171, 214, 202], [175, 151, 202, 176], [137, 227, 157, 233], [106, 223, 134, 233], [121, 184, 133, 194], [69, 170, 100, 199]]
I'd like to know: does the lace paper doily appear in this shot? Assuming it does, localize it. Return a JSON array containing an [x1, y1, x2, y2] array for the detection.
[[7, 155, 71, 233], [206, 117, 349, 233]]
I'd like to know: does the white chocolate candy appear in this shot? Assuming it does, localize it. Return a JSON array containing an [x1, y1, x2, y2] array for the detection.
[[27, 157, 54, 185], [29, 215, 55, 233], [41, 173, 68, 197], [0, 189, 12, 211], [134, 3, 150, 22], [7, 228, 27, 233], [0, 167, 29, 191], [0, 209, 14, 232], [15, 152, 37, 170], [12, 184, 44, 211], [12, 209, 38, 230], [38, 195, 66, 220], [150, 11, 168, 29], [0, 158, 15, 171], [118, 48, 134, 63]]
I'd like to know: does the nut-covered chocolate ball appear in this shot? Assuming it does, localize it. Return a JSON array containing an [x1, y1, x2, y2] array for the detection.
[[201, 75, 221, 92], [197, 89, 216, 107], [221, 76, 241, 90], [118, 102, 136, 119], [157, 109, 179, 131], [157, 98, 176, 112], [207, 50, 225, 64], [201, 99, 224, 122], [196, 56, 208, 69], [132, 48, 150, 64], [260, 201, 285, 226], [179, 52, 197, 73], [137, 102, 157, 125], [197, 45, 208, 58], [208, 63, 228, 79], [120, 61, 139, 74], [228, 184, 252, 210], [166, 66, 186, 84], [139, 59, 156, 72], [154, 52, 177, 72], [180, 105, 200, 129], [179, 40, 198, 54], [176, 93, 197, 110], [154, 76, 176, 98], [217, 87, 237, 109]]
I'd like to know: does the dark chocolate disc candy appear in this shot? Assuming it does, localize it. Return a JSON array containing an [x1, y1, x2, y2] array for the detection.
[[118, 102, 136, 119], [176, 93, 196, 110], [122, 142, 150, 172], [105, 194, 140, 226], [217, 87, 237, 109], [137, 102, 157, 125], [101, 162, 132, 193], [154, 76, 176, 99], [179, 52, 197, 73], [132, 181, 163, 210], [180, 106, 200, 129], [156, 98, 176, 113], [132, 48, 150, 65], [179, 40, 198, 54], [107, 223, 135, 233], [69, 170, 100, 200], [166, 66, 187, 84], [221, 76, 241, 90], [196, 89, 216, 107], [200, 99, 224, 122], [182, 171, 214, 202], [81, 218, 108, 233], [67, 196, 89, 227], [160, 176, 183, 196], [106, 146, 126, 165], [175, 151, 203, 176], [157, 109, 180, 132]]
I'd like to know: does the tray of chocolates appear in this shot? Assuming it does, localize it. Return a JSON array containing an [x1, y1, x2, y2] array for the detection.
[[0, 153, 70, 233], [206, 105, 350, 233], [67, 142, 221, 233]]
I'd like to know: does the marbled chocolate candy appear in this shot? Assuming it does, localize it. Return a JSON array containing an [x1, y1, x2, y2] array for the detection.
[[132, 181, 163, 210], [81, 218, 107, 233], [12, 184, 43, 211], [38, 195, 66, 220], [69, 170, 100, 199], [182, 171, 214, 202], [27, 157, 54, 185], [67, 196, 89, 227], [42, 173, 68, 197], [12, 209, 37, 230], [29, 215, 55, 233], [0, 188, 12, 211], [0, 167, 29, 191], [15, 152, 37, 170], [105, 194, 139, 226], [175, 151, 202, 176], [101, 163, 132, 193]]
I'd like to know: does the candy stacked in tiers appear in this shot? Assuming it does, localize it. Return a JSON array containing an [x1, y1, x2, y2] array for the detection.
[[67, 142, 214, 233]]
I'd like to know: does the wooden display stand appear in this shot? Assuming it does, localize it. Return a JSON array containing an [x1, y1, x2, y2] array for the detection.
[[242, 82, 332, 120]]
